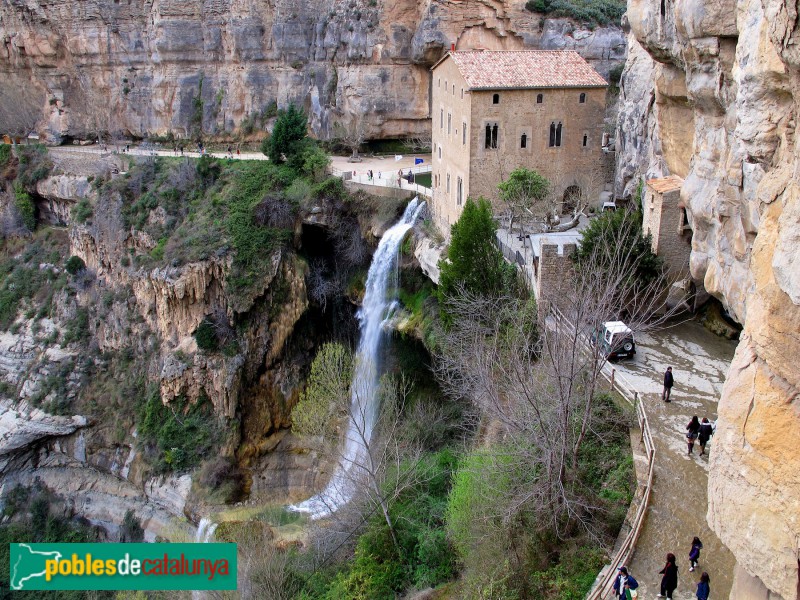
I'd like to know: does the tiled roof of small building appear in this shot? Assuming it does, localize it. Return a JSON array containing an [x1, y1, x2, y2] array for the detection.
[[436, 50, 608, 90], [647, 175, 684, 193]]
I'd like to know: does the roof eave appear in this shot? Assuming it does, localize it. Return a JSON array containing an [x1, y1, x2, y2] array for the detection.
[[430, 52, 454, 72], [466, 84, 608, 91]]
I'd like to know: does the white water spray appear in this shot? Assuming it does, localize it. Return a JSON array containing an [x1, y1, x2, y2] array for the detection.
[[291, 198, 426, 518], [194, 517, 217, 543]]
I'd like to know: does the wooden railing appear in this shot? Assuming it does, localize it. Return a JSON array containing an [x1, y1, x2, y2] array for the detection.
[[546, 306, 656, 600]]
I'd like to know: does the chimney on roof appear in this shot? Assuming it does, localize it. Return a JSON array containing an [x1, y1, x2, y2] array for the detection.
[[451, 43, 455, 52]]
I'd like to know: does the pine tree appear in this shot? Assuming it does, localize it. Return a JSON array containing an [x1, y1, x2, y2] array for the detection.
[[266, 104, 308, 163]]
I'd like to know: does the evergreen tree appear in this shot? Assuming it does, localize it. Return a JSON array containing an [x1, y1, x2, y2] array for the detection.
[[266, 104, 307, 163], [437, 198, 513, 314]]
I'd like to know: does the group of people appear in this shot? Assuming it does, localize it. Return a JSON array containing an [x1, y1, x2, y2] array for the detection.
[[662, 367, 716, 456], [613, 538, 710, 599]]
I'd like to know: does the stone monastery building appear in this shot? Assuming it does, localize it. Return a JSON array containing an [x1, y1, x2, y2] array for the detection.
[[430, 50, 608, 233]]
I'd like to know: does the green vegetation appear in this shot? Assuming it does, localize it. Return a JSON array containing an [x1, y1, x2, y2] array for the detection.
[[437, 197, 515, 318], [72, 198, 93, 223], [266, 104, 308, 163], [291, 342, 353, 438], [65, 255, 86, 275], [574, 207, 663, 284], [12, 184, 36, 231], [0, 143, 11, 167], [0, 483, 112, 600], [193, 317, 218, 351], [14, 144, 53, 188], [0, 230, 69, 329], [525, 0, 626, 27], [137, 390, 224, 474]]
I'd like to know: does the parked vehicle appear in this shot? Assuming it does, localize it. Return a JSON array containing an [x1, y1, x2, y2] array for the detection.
[[591, 321, 636, 359]]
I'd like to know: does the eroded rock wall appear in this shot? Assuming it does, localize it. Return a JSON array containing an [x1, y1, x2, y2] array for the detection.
[[0, 0, 625, 142], [617, 0, 800, 597]]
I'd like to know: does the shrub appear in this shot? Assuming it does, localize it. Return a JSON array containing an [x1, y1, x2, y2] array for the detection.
[[0, 144, 11, 168], [62, 307, 90, 346], [525, 0, 625, 26], [72, 198, 93, 223], [194, 317, 218, 352], [13, 186, 36, 231], [137, 392, 224, 473], [65, 255, 86, 275], [120, 509, 145, 542]]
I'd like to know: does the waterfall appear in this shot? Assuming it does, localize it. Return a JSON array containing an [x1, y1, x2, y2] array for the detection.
[[291, 197, 426, 519], [194, 517, 217, 543]]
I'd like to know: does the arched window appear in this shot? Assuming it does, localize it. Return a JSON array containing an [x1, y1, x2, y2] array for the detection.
[[520, 133, 527, 149], [549, 122, 556, 147], [492, 93, 500, 105], [536, 93, 543, 104], [579, 93, 586, 103], [582, 134, 588, 147], [485, 124, 499, 149], [555, 122, 562, 147]]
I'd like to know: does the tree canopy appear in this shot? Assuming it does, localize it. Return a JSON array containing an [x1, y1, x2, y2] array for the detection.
[[437, 198, 514, 311], [265, 104, 307, 164], [573, 207, 663, 284]]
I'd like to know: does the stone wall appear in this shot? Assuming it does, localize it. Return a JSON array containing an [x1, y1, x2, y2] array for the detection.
[[535, 242, 576, 309], [617, 0, 800, 597], [643, 179, 691, 280]]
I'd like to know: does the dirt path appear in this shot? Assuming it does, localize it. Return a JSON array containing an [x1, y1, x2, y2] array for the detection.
[[611, 320, 737, 599]]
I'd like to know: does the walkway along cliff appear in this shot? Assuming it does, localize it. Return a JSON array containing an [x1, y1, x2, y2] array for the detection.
[[615, 0, 800, 597]]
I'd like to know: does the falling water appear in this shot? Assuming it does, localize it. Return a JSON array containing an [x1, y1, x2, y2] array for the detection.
[[291, 197, 426, 519], [194, 517, 217, 543]]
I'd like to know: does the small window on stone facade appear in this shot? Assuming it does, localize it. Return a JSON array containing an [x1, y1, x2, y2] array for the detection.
[[440, 109, 443, 129], [582, 134, 588, 147], [579, 93, 586, 103], [438, 146, 442, 159], [446, 173, 450, 194], [492, 93, 500, 104], [537, 93, 543, 104], [520, 134, 527, 149], [448, 113, 451, 135], [452, 84, 455, 95], [457, 176, 463, 206], [461, 88, 464, 99], [462, 123, 467, 145], [556, 122, 562, 146]]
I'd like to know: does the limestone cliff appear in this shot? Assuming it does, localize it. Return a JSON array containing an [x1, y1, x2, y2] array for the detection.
[[617, 0, 800, 597], [0, 0, 625, 142]]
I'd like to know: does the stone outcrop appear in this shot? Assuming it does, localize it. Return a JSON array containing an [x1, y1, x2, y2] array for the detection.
[[617, 0, 800, 597], [0, 0, 625, 142]]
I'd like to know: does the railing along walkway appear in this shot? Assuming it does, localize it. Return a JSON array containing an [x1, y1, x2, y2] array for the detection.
[[547, 306, 656, 600]]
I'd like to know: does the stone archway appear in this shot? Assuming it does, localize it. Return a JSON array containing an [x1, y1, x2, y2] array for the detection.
[[562, 185, 581, 214]]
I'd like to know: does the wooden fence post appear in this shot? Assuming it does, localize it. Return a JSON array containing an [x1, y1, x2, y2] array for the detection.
[[610, 367, 615, 392]]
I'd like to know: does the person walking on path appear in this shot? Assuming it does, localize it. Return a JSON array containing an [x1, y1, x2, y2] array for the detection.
[[696, 572, 710, 600], [612, 566, 639, 600], [698, 418, 714, 455], [657, 553, 679, 598], [689, 537, 703, 571], [662, 366, 674, 402], [687, 416, 701, 455]]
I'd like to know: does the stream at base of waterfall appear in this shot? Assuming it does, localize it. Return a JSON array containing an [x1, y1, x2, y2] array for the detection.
[[290, 197, 426, 519]]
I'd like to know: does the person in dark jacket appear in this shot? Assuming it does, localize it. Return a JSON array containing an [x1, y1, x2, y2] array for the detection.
[[662, 367, 674, 402], [687, 416, 701, 455], [698, 418, 714, 455], [612, 566, 639, 600], [689, 536, 703, 571], [658, 553, 679, 598], [696, 572, 710, 600]]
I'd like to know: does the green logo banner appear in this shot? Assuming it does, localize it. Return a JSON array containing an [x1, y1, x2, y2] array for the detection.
[[9, 543, 237, 591]]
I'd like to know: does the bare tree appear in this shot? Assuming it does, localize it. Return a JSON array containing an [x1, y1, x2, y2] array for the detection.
[[0, 79, 44, 144], [406, 130, 432, 153], [433, 213, 679, 541], [332, 115, 367, 162]]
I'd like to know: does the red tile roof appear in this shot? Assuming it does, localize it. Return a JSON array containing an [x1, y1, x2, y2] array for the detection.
[[647, 175, 684, 193], [436, 50, 608, 90]]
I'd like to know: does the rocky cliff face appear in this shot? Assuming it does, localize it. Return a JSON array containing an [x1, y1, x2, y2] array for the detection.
[[0, 0, 625, 142], [617, 0, 800, 598]]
